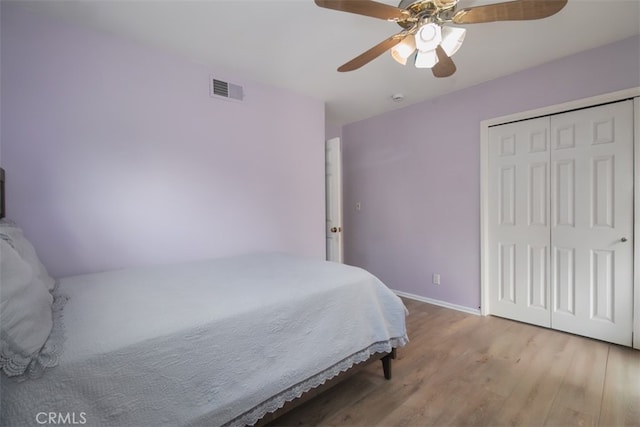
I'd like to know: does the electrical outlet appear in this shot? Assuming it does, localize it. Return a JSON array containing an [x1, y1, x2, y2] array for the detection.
[[432, 273, 441, 285]]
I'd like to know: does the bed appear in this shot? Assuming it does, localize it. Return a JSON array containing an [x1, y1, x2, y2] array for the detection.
[[0, 168, 408, 426]]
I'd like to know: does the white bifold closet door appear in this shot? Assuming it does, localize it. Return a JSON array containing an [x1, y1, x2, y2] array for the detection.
[[488, 100, 634, 346]]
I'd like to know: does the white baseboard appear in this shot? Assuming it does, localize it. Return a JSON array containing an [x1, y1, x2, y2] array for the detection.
[[393, 290, 481, 316]]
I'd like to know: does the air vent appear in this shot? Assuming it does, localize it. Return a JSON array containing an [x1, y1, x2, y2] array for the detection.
[[213, 79, 228, 97], [210, 76, 244, 102]]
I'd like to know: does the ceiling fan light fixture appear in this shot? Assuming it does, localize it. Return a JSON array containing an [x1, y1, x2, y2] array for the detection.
[[414, 49, 439, 69], [390, 34, 417, 65], [415, 23, 442, 52], [440, 26, 466, 57]]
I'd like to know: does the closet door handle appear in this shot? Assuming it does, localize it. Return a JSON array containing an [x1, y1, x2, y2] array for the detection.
[[621, 237, 628, 242]]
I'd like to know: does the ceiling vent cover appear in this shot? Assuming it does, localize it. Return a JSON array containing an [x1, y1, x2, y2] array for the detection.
[[210, 76, 244, 102]]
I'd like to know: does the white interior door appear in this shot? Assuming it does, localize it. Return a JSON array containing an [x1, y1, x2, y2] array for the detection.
[[325, 137, 343, 263], [488, 117, 551, 327], [487, 100, 634, 346], [550, 100, 634, 346]]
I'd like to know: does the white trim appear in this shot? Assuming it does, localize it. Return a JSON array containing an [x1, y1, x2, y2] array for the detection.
[[480, 87, 640, 348], [634, 97, 640, 350], [482, 88, 640, 127], [394, 290, 481, 316], [480, 120, 491, 316]]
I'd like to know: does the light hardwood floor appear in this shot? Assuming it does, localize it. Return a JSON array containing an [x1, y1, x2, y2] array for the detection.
[[270, 298, 640, 426]]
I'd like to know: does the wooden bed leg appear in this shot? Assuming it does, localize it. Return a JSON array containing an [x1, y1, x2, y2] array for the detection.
[[381, 353, 393, 380]]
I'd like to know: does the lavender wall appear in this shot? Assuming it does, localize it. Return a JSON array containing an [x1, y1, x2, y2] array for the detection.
[[325, 121, 342, 141], [0, 4, 326, 278], [343, 35, 640, 310]]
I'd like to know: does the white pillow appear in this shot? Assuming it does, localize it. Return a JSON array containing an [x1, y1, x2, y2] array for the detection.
[[0, 219, 55, 290], [0, 238, 54, 377]]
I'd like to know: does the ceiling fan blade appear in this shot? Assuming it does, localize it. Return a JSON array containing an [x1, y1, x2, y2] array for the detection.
[[453, 0, 567, 24], [338, 34, 404, 72], [432, 45, 456, 78], [315, 0, 409, 21]]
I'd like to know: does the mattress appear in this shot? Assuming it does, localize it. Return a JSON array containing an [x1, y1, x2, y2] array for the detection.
[[1, 252, 408, 426]]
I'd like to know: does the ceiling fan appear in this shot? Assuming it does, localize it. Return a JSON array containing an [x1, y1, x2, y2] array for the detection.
[[315, 0, 568, 77]]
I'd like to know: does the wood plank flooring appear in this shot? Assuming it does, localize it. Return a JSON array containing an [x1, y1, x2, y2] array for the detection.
[[269, 298, 640, 426]]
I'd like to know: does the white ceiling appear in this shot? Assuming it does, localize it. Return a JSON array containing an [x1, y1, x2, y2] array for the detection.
[[15, 0, 640, 125]]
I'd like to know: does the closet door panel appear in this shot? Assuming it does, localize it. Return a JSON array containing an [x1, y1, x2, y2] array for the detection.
[[488, 117, 551, 327], [550, 100, 633, 346]]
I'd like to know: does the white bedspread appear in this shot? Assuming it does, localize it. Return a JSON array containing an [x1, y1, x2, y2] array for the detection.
[[1, 253, 408, 426]]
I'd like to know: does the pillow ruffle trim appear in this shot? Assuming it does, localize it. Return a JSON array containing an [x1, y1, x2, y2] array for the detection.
[[0, 283, 69, 380]]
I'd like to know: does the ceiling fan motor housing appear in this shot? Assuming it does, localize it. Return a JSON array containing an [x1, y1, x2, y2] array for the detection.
[[398, 0, 456, 11], [396, 0, 458, 29]]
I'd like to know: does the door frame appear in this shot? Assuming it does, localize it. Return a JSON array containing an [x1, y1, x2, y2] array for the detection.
[[480, 87, 640, 349]]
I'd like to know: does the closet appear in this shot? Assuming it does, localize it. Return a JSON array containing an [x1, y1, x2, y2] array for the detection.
[[486, 100, 634, 346]]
